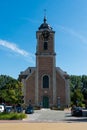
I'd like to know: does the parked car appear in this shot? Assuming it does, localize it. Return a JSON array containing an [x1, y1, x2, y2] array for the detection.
[[15, 106, 23, 113], [25, 105, 34, 114], [71, 106, 82, 117], [0, 105, 5, 113], [5, 106, 13, 113]]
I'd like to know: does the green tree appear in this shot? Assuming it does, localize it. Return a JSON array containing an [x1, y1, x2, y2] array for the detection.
[[70, 75, 84, 106], [0, 75, 23, 105], [81, 75, 87, 98]]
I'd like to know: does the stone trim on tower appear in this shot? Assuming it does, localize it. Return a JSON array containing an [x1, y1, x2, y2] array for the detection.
[[35, 56, 39, 106], [53, 56, 56, 105]]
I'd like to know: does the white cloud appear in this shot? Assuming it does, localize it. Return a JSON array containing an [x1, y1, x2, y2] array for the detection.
[[57, 25, 87, 44], [0, 39, 28, 56], [0, 39, 35, 64], [21, 17, 40, 24]]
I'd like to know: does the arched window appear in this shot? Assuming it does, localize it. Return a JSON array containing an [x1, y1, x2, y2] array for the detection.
[[43, 75, 49, 88], [44, 41, 48, 50]]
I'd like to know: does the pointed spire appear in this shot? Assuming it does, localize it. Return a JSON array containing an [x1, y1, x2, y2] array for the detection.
[[44, 16, 47, 23], [38, 10, 53, 30]]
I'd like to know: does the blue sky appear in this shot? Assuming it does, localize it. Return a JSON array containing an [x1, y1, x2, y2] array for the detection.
[[0, 0, 87, 79]]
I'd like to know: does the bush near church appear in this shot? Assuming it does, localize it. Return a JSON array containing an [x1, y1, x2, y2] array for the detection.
[[0, 112, 27, 120]]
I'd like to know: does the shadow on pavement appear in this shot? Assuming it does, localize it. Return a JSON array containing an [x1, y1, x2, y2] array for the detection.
[[65, 112, 87, 122], [65, 118, 87, 122]]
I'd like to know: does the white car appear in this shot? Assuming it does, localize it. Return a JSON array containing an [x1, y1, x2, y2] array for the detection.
[[0, 105, 4, 112]]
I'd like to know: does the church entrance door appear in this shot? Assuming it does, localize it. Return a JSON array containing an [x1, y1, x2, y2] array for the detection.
[[43, 96, 49, 108]]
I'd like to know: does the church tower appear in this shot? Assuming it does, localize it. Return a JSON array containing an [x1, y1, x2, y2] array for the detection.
[[35, 17, 57, 107], [19, 16, 70, 108]]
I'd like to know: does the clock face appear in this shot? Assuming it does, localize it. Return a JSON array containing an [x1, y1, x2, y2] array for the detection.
[[42, 31, 50, 40]]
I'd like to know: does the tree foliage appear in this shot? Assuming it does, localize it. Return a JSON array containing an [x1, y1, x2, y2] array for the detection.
[[70, 75, 87, 106], [0, 75, 23, 105]]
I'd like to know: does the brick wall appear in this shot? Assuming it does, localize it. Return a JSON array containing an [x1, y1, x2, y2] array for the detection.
[[56, 71, 66, 106], [25, 72, 35, 105], [37, 56, 54, 106]]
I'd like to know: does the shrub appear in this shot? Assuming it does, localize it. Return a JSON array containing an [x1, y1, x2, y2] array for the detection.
[[50, 106, 65, 110], [34, 106, 41, 110], [0, 112, 27, 120]]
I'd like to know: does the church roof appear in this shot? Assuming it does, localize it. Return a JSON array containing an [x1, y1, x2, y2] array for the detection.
[[38, 16, 53, 31], [19, 67, 36, 80], [56, 67, 69, 79]]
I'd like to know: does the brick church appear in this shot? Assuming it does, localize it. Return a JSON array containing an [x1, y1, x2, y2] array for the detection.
[[19, 17, 70, 108]]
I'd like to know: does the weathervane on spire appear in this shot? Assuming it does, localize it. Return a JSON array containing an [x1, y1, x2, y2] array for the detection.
[[44, 9, 47, 23], [44, 9, 46, 17]]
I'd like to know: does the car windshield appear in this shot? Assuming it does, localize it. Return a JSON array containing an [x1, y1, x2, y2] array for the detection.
[[17, 107, 21, 109], [6, 107, 11, 109], [6, 106, 12, 109], [27, 106, 33, 109], [76, 107, 82, 110]]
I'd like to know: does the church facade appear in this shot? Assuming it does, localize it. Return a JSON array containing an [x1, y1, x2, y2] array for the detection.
[[19, 17, 70, 108]]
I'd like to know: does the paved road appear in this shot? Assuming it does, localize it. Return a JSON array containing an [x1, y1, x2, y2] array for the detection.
[[23, 109, 87, 122], [0, 109, 87, 123], [0, 109, 87, 130]]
